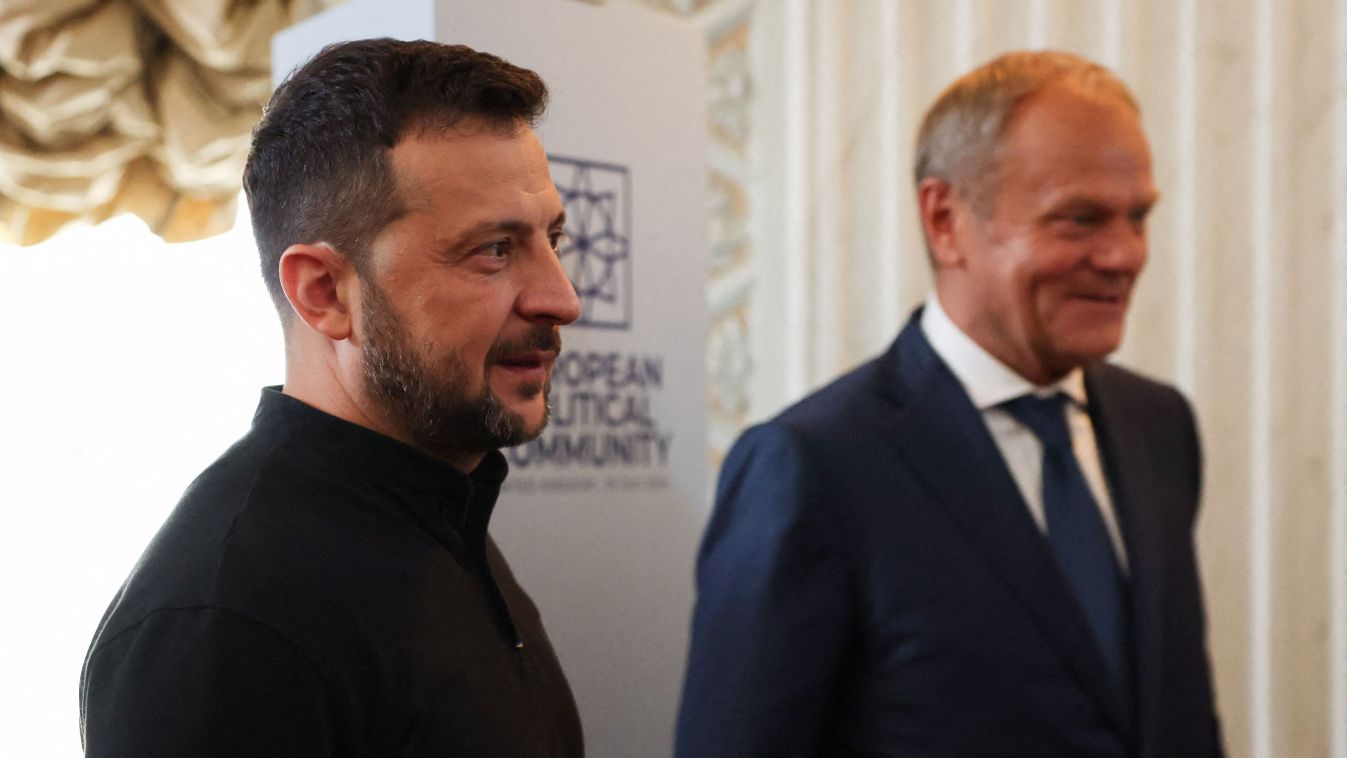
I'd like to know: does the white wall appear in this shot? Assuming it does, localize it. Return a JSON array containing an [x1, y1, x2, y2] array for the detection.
[[0, 204, 284, 757]]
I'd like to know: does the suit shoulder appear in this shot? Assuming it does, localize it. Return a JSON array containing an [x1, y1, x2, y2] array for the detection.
[[767, 355, 894, 441], [1090, 361, 1203, 493], [716, 354, 895, 512], [1090, 361, 1185, 401], [1089, 361, 1196, 422]]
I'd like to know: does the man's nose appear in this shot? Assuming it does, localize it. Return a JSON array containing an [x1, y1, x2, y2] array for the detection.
[[517, 245, 582, 325], [1092, 222, 1148, 273]]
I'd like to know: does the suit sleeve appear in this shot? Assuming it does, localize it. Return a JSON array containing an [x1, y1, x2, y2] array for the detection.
[[1186, 394, 1226, 757], [1166, 386, 1225, 757], [1177, 389, 1204, 518], [675, 424, 852, 758], [81, 608, 335, 757]]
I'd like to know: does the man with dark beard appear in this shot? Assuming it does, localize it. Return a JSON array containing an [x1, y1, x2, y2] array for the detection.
[[79, 40, 583, 757]]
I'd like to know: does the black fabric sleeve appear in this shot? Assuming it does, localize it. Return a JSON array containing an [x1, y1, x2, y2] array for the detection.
[[81, 607, 336, 758]]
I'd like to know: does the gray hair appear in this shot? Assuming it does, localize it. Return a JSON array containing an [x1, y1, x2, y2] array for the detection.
[[913, 50, 1140, 216]]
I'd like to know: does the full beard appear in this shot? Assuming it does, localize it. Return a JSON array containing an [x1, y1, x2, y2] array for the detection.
[[359, 278, 558, 462]]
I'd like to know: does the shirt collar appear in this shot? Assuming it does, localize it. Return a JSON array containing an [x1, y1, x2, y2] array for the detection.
[[250, 386, 509, 552], [920, 294, 1087, 410]]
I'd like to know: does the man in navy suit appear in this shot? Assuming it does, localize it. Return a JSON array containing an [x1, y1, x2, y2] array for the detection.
[[676, 51, 1223, 757]]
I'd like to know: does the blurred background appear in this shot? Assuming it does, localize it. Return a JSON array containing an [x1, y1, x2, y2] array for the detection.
[[1, 1, 1343, 756]]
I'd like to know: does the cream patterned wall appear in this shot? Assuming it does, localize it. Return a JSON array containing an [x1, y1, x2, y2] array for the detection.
[[628, 1, 1346, 756]]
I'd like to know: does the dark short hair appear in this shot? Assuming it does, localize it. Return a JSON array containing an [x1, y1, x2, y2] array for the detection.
[[243, 38, 548, 319], [913, 50, 1139, 217]]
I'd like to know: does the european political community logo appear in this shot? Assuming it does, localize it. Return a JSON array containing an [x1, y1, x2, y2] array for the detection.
[[505, 156, 672, 473], [548, 155, 631, 330]]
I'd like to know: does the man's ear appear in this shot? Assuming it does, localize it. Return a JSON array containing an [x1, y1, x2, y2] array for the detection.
[[278, 243, 358, 341], [917, 177, 966, 268]]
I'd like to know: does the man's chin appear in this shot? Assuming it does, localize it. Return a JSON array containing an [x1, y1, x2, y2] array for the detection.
[[486, 388, 548, 442], [509, 406, 550, 441], [1049, 337, 1124, 372], [488, 376, 548, 422]]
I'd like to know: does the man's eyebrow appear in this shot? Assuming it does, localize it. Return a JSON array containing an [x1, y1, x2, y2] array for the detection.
[[1044, 190, 1162, 211], [444, 211, 568, 249]]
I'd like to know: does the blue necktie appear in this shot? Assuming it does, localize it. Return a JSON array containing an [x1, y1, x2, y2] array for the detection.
[[1003, 393, 1132, 690]]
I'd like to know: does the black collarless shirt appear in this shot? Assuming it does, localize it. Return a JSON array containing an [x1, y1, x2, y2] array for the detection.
[[80, 388, 583, 757]]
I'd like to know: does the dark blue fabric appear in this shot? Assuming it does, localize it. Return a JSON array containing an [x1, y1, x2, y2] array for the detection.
[[676, 313, 1224, 757], [1003, 393, 1134, 703]]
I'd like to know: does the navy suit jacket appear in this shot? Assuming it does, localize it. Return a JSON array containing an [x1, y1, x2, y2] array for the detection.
[[676, 314, 1222, 757]]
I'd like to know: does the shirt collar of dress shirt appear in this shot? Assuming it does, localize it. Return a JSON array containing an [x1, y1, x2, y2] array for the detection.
[[919, 294, 1088, 411]]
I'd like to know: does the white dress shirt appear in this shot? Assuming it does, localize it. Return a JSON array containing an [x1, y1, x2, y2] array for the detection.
[[920, 296, 1129, 570]]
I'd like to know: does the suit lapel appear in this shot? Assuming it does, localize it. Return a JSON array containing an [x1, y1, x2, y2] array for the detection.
[[1086, 366, 1167, 754], [879, 320, 1136, 740]]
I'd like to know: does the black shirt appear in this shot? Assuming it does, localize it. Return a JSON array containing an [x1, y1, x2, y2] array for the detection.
[[80, 388, 583, 757]]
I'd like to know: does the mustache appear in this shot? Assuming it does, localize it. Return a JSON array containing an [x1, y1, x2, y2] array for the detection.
[[485, 326, 563, 364]]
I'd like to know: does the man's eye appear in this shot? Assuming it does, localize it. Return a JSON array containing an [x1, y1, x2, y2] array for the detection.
[[480, 240, 510, 259], [549, 231, 567, 252]]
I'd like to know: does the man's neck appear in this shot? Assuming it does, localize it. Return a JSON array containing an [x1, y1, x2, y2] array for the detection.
[[282, 364, 486, 474]]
